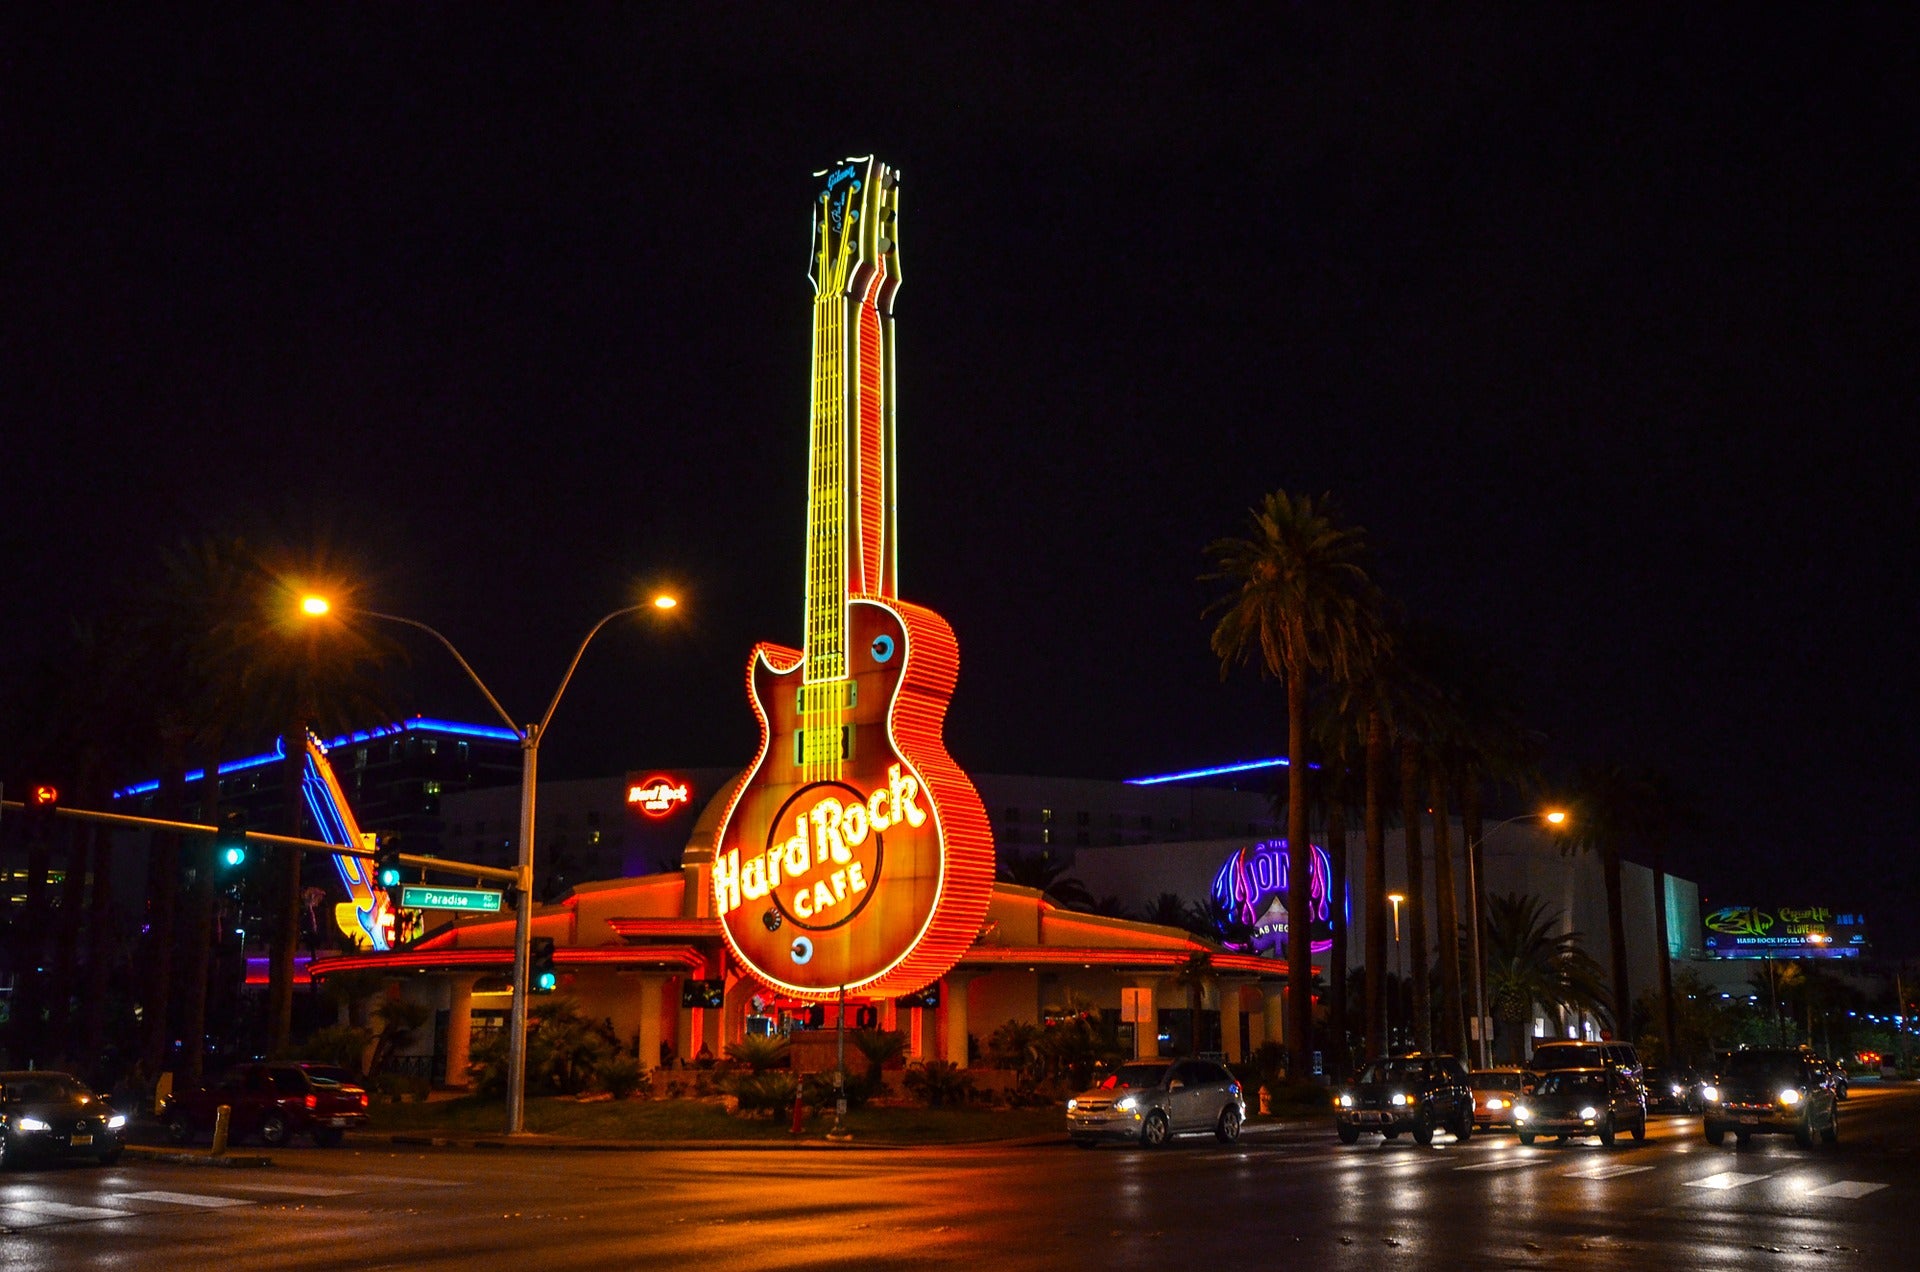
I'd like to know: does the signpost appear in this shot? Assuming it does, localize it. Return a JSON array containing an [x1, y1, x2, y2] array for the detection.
[[399, 885, 504, 913]]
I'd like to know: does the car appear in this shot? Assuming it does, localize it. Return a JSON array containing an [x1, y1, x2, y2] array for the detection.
[[1643, 1065, 1705, 1113], [1525, 1039, 1642, 1088], [1702, 1047, 1838, 1149], [1067, 1058, 1245, 1148], [162, 1061, 369, 1147], [1470, 1067, 1525, 1131], [1513, 1066, 1647, 1146], [0, 1071, 126, 1168], [1333, 1053, 1476, 1146]]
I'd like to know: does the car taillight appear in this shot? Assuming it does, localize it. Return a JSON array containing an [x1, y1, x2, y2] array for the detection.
[[359, 1093, 369, 1107], [305, 1094, 318, 1110]]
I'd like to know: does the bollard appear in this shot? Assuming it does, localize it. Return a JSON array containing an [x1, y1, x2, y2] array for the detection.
[[790, 1084, 806, 1135], [211, 1104, 232, 1156]]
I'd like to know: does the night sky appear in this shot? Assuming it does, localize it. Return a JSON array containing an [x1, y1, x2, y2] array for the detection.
[[5, 11, 1915, 948]]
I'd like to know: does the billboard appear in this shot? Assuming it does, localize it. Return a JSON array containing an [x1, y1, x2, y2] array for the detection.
[[1700, 905, 1866, 959], [1208, 839, 1336, 959]]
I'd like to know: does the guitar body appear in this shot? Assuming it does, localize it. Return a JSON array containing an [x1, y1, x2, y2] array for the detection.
[[712, 597, 992, 997]]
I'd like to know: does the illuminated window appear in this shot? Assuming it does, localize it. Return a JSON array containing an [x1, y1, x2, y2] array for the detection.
[[457, 742, 469, 762], [1041, 808, 1053, 824], [589, 831, 602, 846], [353, 748, 368, 770], [424, 739, 438, 755], [423, 780, 442, 796], [1042, 827, 1052, 845]]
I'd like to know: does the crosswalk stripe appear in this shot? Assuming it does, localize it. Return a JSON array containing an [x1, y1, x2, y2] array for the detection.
[[1563, 1164, 1655, 1179], [211, 1181, 355, 1197], [1683, 1171, 1770, 1191], [1807, 1180, 1888, 1199], [2, 1200, 133, 1220], [113, 1190, 252, 1208], [1457, 1158, 1538, 1171]]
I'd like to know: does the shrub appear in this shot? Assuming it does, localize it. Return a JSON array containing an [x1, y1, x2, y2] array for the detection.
[[851, 1028, 908, 1076], [730, 1071, 799, 1116], [724, 1035, 792, 1073], [803, 1068, 875, 1112], [300, 1024, 372, 1075], [597, 1055, 646, 1100], [903, 1060, 975, 1107], [466, 997, 612, 1097]]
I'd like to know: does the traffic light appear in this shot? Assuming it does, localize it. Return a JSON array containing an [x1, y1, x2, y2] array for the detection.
[[374, 837, 403, 888], [215, 810, 248, 867], [530, 936, 557, 993], [20, 783, 59, 838]]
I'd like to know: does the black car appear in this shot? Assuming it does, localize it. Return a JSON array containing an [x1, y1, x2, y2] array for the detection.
[[1525, 1040, 1642, 1088], [1334, 1053, 1476, 1146], [1643, 1065, 1705, 1113], [0, 1071, 126, 1168], [1703, 1047, 1838, 1149], [1514, 1066, 1648, 1146]]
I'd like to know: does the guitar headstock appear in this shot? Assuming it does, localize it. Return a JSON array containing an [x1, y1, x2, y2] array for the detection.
[[809, 155, 901, 304]]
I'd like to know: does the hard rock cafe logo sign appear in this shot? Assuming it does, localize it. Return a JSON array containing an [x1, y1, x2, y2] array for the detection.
[[713, 764, 925, 929], [627, 775, 691, 817]]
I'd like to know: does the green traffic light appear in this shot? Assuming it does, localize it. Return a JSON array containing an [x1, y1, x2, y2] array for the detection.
[[221, 844, 247, 867], [536, 972, 558, 992]]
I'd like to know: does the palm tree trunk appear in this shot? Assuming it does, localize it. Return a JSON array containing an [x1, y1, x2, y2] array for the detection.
[[142, 763, 185, 1078], [1651, 841, 1678, 1065], [269, 724, 308, 1055], [1601, 841, 1630, 1037], [1461, 777, 1487, 1062], [1429, 773, 1466, 1059], [181, 755, 221, 1080], [1363, 707, 1389, 1061], [1326, 801, 1349, 1080], [80, 823, 116, 1066], [1398, 739, 1432, 1052], [1285, 669, 1313, 1083], [52, 817, 89, 1061]]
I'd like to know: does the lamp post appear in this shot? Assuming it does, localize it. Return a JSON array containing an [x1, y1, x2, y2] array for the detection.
[[1463, 809, 1568, 1068], [1387, 893, 1405, 1050], [304, 592, 676, 1135]]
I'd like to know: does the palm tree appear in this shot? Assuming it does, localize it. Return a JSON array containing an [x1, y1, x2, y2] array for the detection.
[[1139, 892, 1192, 928], [1311, 701, 1366, 1078], [997, 851, 1094, 911], [1483, 893, 1609, 1063], [1206, 490, 1384, 1087], [1563, 763, 1682, 1040], [1170, 951, 1216, 1056]]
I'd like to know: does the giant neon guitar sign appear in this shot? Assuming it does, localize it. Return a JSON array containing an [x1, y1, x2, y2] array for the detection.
[[709, 157, 994, 998]]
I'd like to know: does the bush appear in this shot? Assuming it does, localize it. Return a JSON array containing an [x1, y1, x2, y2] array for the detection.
[[724, 1035, 791, 1073], [300, 1024, 372, 1075], [466, 997, 613, 1097], [730, 1071, 799, 1116], [903, 1060, 975, 1107], [369, 1072, 431, 1102], [803, 1068, 876, 1112], [597, 1055, 647, 1100]]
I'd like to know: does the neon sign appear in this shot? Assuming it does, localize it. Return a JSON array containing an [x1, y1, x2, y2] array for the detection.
[[1702, 905, 1866, 959], [627, 775, 691, 817], [1209, 839, 1335, 957], [709, 156, 994, 1000]]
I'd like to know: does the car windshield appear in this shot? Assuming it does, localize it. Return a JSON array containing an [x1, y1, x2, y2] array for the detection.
[[1535, 1071, 1607, 1096], [1472, 1071, 1521, 1090], [1533, 1045, 1605, 1069], [1359, 1059, 1428, 1084], [1099, 1064, 1169, 1091], [1724, 1053, 1800, 1083], [299, 1066, 356, 1086], [2, 1075, 89, 1103]]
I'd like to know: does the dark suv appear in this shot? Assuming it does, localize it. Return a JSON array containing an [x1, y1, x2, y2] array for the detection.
[[1703, 1048, 1838, 1149], [1525, 1040, 1641, 1088], [1334, 1053, 1476, 1145]]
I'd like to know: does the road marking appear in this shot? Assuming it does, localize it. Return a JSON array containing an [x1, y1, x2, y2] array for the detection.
[[1456, 1158, 1538, 1171], [1, 1200, 133, 1221], [341, 1174, 465, 1187], [1684, 1172, 1771, 1191], [114, 1190, 252, 1208], [1806, 1180, 1889, 1199], [211, 1181, 355, 1197], [1563, 1163, 1655, 1179]]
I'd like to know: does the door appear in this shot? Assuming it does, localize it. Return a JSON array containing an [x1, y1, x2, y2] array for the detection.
[[1168, 1062, 1209, 1131]]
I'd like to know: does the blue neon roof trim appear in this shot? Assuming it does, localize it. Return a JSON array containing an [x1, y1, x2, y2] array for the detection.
[[1126, 756, 1292, 786], [111, 718, 520, 799]]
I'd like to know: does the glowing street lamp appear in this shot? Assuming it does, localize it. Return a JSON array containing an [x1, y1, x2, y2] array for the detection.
[[1464, 809, 1571, 1066], [302, 589, 678, 1135]]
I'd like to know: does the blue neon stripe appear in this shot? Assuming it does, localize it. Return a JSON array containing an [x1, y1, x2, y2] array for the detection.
[[1126, 757, 1291, 786], [111, 717, 519, 799]]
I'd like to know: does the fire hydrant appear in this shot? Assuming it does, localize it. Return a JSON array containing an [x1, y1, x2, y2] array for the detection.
[[1258, 1087, 1272, 1116]]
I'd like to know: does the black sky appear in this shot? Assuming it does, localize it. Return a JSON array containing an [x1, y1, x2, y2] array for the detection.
[[5, 9, 1915, 945]]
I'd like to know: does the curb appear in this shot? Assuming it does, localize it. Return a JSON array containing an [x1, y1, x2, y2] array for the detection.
[[381, 1131, 1068, 1152], [123, 1146, 274, 1168]]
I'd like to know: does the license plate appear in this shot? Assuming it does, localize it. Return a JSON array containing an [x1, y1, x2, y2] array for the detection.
[[1738, 1115, 1759, 1125], [330, 1117, 348, 1126], [71, 1134, 93, 1146], [1356, 1112, 1387, 1125]]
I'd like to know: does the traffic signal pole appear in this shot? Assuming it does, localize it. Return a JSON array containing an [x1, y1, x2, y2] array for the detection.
[[506, 724, 538, 1137]]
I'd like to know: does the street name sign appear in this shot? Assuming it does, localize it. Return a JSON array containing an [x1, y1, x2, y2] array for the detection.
[[399, 885, 503, 913]]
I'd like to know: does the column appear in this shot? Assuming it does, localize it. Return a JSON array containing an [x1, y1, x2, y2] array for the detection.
[[1262, 984, 1286, 1053], [1130, 976, 1169, 1060], [442, 976, 478, 1089], [939, 972, 980, 1067], [635, 974, 671, 1074], [1218, 980, 1251, 1064]]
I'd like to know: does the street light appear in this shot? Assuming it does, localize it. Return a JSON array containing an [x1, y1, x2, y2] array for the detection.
[[1464, 809, 1570, 1067], [1387, 893, 1406, 1049], [303, 590, 677, 1135]]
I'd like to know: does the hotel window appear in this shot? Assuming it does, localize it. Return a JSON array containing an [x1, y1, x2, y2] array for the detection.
[[423, 780, 442, 796], [354, 748, 368, 769], [589, 831, 602, 846], [1041, 808, 1053, 824], [424, 739, 438, 755], [457, 741, 470, 762]]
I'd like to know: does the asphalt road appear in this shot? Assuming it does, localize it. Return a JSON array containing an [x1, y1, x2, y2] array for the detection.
[[4, 1085, 1915, 1270]]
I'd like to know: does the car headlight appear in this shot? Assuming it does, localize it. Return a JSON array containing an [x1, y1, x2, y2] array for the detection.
[[1671, 1085, 1684, 1096], [1579, 1106, 1598, 1119], [1701, 1084, 1719, 1103], [1338, 1094, 1354, 1108], [1514, 1105, 1531, 1121], [1779, 1088, 1802, 1106], [1390, 1092, 1416, 1105], [1115, 1095, 1139, 1112], [1066, 1098, 1078, 1111], [17, 1116, 51, 1132], [107, 1114, 128, 1129]]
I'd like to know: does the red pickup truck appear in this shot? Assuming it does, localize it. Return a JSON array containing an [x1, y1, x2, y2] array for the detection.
[[162, 1062, 369, 1147]]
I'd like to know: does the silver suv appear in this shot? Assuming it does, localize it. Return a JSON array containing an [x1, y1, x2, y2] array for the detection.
[[1067, 1058, 1245, 1148]]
